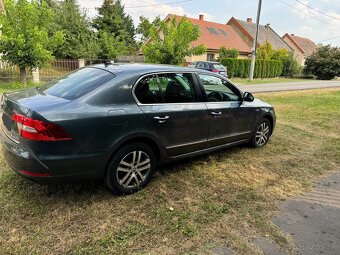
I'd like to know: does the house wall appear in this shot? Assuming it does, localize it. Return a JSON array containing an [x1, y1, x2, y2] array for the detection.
[[185, 51, 250, 64], [282, 37, 305, 66], [228, 22, 253, 48]]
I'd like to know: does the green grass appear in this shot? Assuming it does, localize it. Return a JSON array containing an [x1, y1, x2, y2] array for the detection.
[[0, 81, 37, 93], [0, 88, 339, 254], [231, 77, 315, 85]]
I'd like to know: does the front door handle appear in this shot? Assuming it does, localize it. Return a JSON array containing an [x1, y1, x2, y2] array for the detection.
[[211, 111, 222, 116], [153, 116, 169, 123]]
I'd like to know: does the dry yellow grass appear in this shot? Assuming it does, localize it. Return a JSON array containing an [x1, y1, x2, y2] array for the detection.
[[0, 88, 339, 255]]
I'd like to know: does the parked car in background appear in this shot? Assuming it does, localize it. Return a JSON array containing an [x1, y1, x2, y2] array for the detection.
[[1, 64, 275, 195], [188, 61, 227, 77]]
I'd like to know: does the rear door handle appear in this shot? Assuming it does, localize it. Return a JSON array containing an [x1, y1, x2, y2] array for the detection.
[[153, 116, 169, 123], [211, 111, 222, 116]]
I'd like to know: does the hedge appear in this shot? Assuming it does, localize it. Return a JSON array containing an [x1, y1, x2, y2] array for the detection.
[[220, 58, 284, 78]]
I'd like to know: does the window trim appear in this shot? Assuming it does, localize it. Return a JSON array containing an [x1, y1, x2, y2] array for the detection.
[[132, 71, 204, 106], [195, 72, 244, 103]]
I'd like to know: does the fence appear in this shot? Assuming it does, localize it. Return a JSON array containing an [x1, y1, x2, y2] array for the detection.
[[0, 56, 145, 83], [0, 61, 32, 82]]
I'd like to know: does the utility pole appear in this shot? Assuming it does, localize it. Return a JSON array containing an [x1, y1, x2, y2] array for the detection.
[[249, 0, 262, 81]]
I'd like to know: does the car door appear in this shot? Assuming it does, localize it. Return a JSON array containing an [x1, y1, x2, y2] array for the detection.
[[196, 73, 256, 147], [134, 72, 209, 157]]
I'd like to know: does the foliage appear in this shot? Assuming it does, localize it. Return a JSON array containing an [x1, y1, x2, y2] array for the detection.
[[304, 45, 340, 80], [256, 42, 299, 78], [136, 16, 161, 43], [97, 31, 129, 59], [0, 0, 64, 83], [272, 48, 289, 61], [281, 52, 302, 78], [256, 42, 274, 60], [221, 58, 283, 78], [93, 0, 136, 57], [48, 0, 99, 59], [218, 46, 239, 59], [142, 17, 207, 65]]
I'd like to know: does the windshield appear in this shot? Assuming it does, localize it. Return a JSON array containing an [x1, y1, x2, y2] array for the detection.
[[41, 67, 115, 100], [212, 64, 226, 70]]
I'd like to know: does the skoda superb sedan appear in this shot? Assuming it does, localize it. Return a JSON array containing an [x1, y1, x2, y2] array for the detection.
[[1, 64, 275, 194]]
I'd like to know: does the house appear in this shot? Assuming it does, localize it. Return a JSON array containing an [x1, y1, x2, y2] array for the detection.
[[282, 33, 317, 65], [227, 17, 293, 52], [163, 14, 252, 63]]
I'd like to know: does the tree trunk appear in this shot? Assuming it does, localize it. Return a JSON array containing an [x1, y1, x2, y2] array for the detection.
[[19, 66, 27, 85]]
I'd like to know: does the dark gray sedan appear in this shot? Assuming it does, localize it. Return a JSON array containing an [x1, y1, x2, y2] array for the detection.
[[1, 64, 275, 194]]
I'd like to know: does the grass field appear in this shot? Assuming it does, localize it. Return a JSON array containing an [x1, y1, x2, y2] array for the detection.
[[230, 77, 314, 85], [0, 89, 339, 254]]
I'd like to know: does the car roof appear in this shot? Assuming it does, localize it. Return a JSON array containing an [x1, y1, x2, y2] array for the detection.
[[196, 61, 221, 64], [90, 63, 207, 75]]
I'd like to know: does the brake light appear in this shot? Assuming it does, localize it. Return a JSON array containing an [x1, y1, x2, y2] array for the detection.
[[12, 114, 72, 141], [212, 69, 219, 73], [19, 170, 50, 177]]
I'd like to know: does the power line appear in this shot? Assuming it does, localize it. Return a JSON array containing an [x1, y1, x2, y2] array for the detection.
[[83, 0, 192, 9], [293, 0, 340, 21], [125, 0, 192, 8], [276, 0, 337, 27], [317, 35, 340, 43]]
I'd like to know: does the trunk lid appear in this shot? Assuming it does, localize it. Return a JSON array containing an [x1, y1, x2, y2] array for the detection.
[[1, 88, 70, 143]]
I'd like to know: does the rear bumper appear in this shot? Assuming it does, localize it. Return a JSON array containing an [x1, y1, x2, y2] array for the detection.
[[1, 131, 109, 184]]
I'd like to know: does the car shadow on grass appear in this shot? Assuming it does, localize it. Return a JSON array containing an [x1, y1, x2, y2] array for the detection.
[[0, 143, 250, 211]]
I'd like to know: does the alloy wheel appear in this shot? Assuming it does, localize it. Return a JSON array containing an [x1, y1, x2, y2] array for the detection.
[[116, 151, 151, 189], [255, 122, 270, 146]]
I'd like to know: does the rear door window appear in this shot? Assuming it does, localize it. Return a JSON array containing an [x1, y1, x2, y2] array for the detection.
[[42, 67, 114, 100], [134, 73, 197, 104], [134, 75, 162, 104]]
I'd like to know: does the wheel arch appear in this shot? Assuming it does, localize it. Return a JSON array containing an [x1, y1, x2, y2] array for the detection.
[[106, 133, 165, 171], [263, 114, 274, 134]]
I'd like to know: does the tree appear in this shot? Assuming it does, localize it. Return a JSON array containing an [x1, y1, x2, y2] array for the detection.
[[281, 52, 301, 77], [0, 0, 64, 84], [218, 46, 239, 59], [272, 48, 288, 61], [142, 17, 207, 65], [49, 0, 99, 59], [93, 0, 136, 57], [257, 42, 274, 60], [97, 30, 128, 59], [304, 45, 340, 80], [136, 16, 161, 43]]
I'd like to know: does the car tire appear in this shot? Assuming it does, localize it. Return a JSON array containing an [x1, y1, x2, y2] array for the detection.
[[250, 118, 272, 148], [105, 142, 156, 195]]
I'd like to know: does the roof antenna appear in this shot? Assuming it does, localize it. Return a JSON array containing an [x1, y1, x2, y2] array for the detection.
[[104, 60, 115, 67]]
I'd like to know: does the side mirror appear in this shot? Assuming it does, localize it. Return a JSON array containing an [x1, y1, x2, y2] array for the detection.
[[243, 92, 254, 102]]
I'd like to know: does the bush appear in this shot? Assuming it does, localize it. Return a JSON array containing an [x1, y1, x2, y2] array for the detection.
[[282, 52, 301, 78], [220, 58, 284, 79], [304, 45, 340, 80], [219, 46, 239, 59]]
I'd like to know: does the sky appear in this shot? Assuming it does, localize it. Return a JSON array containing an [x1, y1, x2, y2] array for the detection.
[[79, 0, 340, 46]]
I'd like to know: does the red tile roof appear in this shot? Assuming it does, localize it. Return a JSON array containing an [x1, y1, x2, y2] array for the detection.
[[283, 33, 317, 56], [227, 17, 293, 52], [166, 14, 252, 54]]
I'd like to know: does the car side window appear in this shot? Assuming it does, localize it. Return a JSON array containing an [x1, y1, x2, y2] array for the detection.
[[198, 74, 241, 102], [134, 75, 162, 104], [197, 62, 204, 68], [158, 73, 196, 103]]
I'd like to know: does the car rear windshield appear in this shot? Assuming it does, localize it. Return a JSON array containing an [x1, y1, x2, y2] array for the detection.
[[212, 64, 226, 70], [42, 67, 115, 100]]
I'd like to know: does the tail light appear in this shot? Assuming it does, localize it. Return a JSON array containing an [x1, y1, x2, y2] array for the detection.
[[212, 69, 219, 73], [12, 114, 72, 141]]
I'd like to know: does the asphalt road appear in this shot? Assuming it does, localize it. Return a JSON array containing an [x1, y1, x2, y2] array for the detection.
[[237, 80, 340, 93], [214, 171, 340, 255]]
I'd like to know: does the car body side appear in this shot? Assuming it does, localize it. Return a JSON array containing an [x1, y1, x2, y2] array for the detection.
[[1, 65, 275, 184]]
